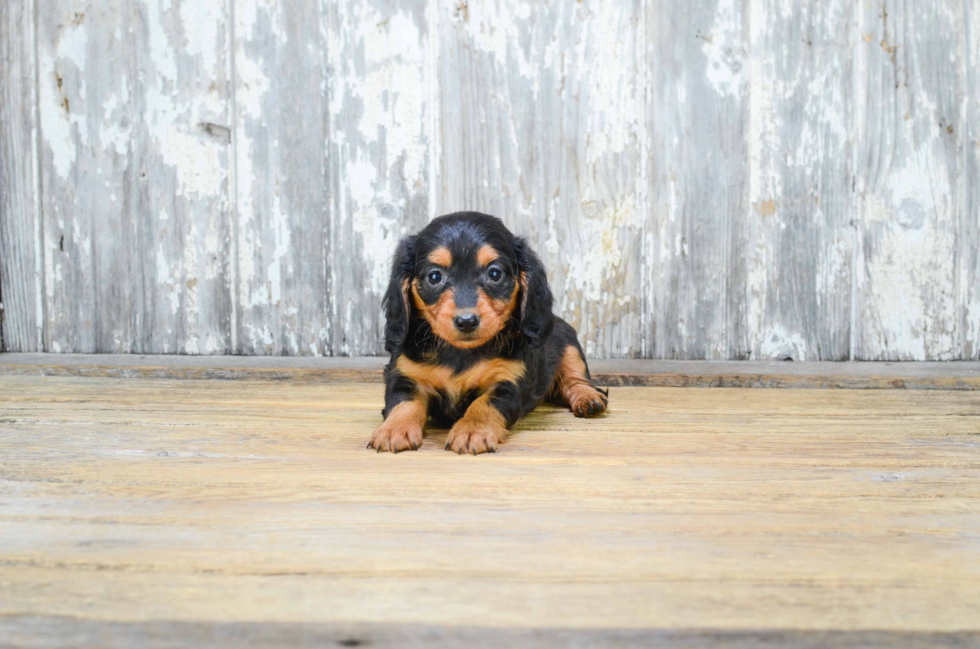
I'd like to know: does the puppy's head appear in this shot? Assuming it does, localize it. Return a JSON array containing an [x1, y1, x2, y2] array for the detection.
[[383, 212, 554, 351]]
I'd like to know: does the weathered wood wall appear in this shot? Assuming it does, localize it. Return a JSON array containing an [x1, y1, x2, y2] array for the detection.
[[1, 0, 977, 359]]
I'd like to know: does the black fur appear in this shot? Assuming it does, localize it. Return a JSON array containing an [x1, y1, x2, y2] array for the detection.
[[379, 212, 605, 448], [382, 235, 417, 353], [513, 237, 554, 347]]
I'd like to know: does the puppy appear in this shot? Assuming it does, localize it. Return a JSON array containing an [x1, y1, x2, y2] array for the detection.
[[368, 212, 608, 455]]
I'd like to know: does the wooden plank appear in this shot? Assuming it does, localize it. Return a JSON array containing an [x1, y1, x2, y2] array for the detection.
[[35, 0, 232, 353], [232, 0, 331, 355], [0, 618, 977, 649], [1, 376, 978, 636], [234, 0, 431, 356], [437, 0, 644, 358], [2, 353, 980, 389], [0, 0, 41, 352], [964, 1, 980, 360], [36, 0, 138, 352], [324, 0, 432, 356], [136, 0, 234, 353], [852, 1, 965, 360], [745, 0, 854, 360], [645, 0, 749, 359]]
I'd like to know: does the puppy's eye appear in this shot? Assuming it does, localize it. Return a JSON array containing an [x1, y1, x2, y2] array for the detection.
[[427, 270, 443, 285], [487, 267, 503, 282]]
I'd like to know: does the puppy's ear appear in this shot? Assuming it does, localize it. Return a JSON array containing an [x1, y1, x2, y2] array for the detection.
[[383, 235, 418, 353], [514, 237, 554, 347]]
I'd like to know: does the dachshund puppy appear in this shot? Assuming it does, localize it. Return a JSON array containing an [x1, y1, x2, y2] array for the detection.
[[368, 212, 608, 455]]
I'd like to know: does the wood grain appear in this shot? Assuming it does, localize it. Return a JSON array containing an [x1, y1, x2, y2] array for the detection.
[[324, 0, 433, 356], [852, 1, 965, 360], [438, 0, 645, 359], [1, 619, 977, 649], [645, 0, 749, 360], [1, 375, 979, 640], [233, 0, 332, 355], [135, 0, 234, 354], [3, 0, 980, 360], [964, 0, 980, 361], [35, 0, 233, 353], [0, 0, 41, 352], [3, 353, 980, 390], [745, 0, 854, 361], [36, 0, 134, 352]]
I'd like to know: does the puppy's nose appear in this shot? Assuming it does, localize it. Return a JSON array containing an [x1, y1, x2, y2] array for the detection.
[[453, 313, 480, 334]]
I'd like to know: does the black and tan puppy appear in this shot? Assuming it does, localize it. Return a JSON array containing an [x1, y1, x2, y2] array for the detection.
[[368, 212, 608, 455]]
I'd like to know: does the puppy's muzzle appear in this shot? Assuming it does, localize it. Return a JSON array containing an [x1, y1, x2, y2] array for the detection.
[[453, 312, 480, 334]]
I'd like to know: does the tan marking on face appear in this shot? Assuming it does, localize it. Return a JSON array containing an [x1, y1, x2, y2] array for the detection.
[[412, 279, 459, 343], [427, 246, 452, 267], [476, 244, 499, 267], [414, 278, 518, 349], [396, 356, 525, 403], [453, 283, 520, 349]]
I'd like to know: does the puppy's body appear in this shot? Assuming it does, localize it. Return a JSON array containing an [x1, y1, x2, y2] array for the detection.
[[370, 212, 607, 455]]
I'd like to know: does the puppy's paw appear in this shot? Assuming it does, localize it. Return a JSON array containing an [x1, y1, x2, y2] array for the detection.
[[367, 421, 423, 453], [569, 385, 608, 418], [445, 420, 505, 455]]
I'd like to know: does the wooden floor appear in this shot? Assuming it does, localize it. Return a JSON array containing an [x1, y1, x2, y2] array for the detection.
[[1, 373, 979, 647]]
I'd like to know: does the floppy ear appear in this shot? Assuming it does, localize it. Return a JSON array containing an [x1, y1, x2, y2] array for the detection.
[[382, 235, 418, 353], [514, 237, 554, 347]]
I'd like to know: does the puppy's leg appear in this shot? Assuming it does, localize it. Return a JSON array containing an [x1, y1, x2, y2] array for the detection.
[[369, 361, 429, 453], [368, 397, 427, 453], [445, 391, 512, 455], [552, 345, 608, 418]]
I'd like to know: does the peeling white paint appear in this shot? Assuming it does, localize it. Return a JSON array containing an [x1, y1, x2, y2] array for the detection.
[[583, 3, 639, 165], [860, 142, 958, 360], [40, 20, 88, 179], [158, 129, 225, 197], [180, 0, 222, 74], [19, 0, 975, 360], [349, 160, 404, 295], [234, 50, 269, 119], [565, 196, 641, 303], [147, 0, 177, 82], [760, 324, 808, 361], [702, 0, 746, 98], [335, 4, 429, 296], [463, 0, 536, 83]]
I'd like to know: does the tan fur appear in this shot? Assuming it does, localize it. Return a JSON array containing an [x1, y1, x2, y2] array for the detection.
[[412, 279, 459, 343], [445, 393, 508, 454], [427, 246, 452, 267], [412, 281, 517, 350], [460, 285, 519, 349], [476, 244, 498, 267], [553, 345, 607, 418], [397, 356, 525, 402], [399, 278, 411, 324], [368, 398, 427, 453], [519, 271, 529, 320]]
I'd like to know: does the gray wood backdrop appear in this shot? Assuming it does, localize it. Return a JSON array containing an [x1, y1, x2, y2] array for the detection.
[[1, 0, 978, 359]]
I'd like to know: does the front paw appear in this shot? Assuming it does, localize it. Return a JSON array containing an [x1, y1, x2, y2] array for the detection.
[[445, 420, 505, 455], [569, 385, 608, 418], [367, 421, 423, 453]]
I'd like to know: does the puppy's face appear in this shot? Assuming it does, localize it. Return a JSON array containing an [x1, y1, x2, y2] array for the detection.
[[412, 239, 520, 349], [383, 212, 554, 354]]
